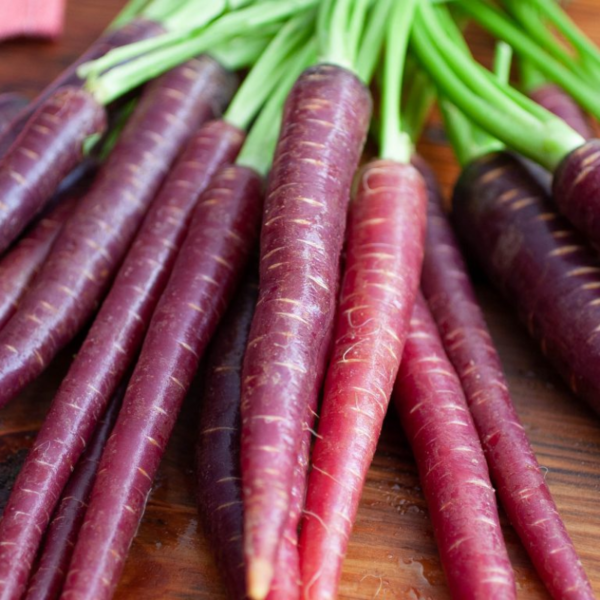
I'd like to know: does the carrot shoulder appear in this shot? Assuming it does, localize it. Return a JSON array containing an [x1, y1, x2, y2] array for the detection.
[[394, 294, 515, 600]]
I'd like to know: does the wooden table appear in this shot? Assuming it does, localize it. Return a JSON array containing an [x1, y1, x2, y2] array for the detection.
[[1, 2, 600, 599]]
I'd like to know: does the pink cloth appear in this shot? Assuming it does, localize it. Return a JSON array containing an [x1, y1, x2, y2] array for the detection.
[[0, 0, 66, 40]]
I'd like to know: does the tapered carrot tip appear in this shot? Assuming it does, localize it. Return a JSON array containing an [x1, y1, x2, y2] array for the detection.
[[247, 557, 274, 600]]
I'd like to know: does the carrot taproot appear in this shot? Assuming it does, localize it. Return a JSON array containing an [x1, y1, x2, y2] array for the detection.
[[240, 63, 371, 598], [0, 117, 241, 599], [24, 380, 125, 600], [417, 156, 594, 600], [0, 18, 164, 157], [394, 294, 516, 600], [0, 87, 106, 253], [299, 159, 427, 599], [0, 164, 96, 330], [453, 150, 600, 419], [0, 56, 233, 412], [61, 163, 262, 600]]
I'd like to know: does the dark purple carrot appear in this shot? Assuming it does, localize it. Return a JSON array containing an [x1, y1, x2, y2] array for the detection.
[[196, 272, 310, 600], [0, 87, 106, 253], [453, 150, 600, 418], [240, 63, 371, 598], [61, 164, 262, 600], [0, 164, 97, 329], [0, 56, 233, 411], [24, 381, 125, 600], [196, 275, 259, 600], [394, 294, 515, 600], [0, 118, 241, 597], [0, 94, 28, 137], [529, 84, 593, 141], [299, 159, 427, 600], [417, 156, 594, 600], [0, 17, 164, 157]]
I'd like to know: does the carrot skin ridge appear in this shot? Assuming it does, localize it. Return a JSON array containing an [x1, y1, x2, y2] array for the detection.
[[0, 87, 106, 253], [299, 159, 427, 599], [394, 294, 516, 600], [0, 119, 241, 598], [61, 164, 263, 600], [196, 275, 259, 600], [417, 156, 594, 600], [24, 381, 125, 600], [529, 84, 594, 141], [0, 18, 164, 158], [240, 64, 372, 586], [453, 150, 600, 417], [553, 138, 600, 247], [0, 56, 234, 413]]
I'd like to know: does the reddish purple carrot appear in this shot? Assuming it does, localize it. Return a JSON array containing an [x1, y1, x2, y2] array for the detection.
[[0, 56, 233, 412], [24, 382, 125, 600], [529, 84, 593, 141], [394, 294, 515, 600], [0, 165, 97, 329], [0, 87, 106, 253], [299, 159, 427, 599], [418, 156, 594, 600], [240, 64, 371, 598], [61, 163, 262, 600], [453, 150, 600, 417], [0, 118, 241, 599], [0, 18, 164, 157]]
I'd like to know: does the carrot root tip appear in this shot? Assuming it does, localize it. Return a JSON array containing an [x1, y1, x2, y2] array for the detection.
[[247, 557, 274, 600]]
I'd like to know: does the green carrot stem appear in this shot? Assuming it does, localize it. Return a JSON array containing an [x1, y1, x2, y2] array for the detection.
[[458, 0, 600, 119], [237, 40, 318, 176], [210, 33, 274, 71], [142, 0, 188, 22], [356, 0, 392, 83], [225, 11, 314, 130], [380, 0, 417, 162], [109, 0, 151, 29], [401, 64, 436, 142], [87, 0, 318, 105], [520, 56, 549, 94], [411, 5, 582, 171]]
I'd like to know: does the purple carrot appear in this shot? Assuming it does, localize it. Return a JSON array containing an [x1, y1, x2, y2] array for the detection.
[[529, 84, 593, 141], [417, 156, 594, 600], [0, 164, 96, 329], [240, 65, 371, 598], [24, 381, 125, 600], [453, 150, 600, 415], [394, 294, 515, 600], [0, 56, 234, 412], [0, 94, 28, 137], [0, 119, 241, 598], [196, 272, 309, 600], [0, 18, 164, 157], [61, 163, 262, 600], [0, 87, 106, 253]]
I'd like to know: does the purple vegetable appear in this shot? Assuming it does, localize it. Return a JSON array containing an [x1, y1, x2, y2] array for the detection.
[[62, 163, 262, 600], [0, 56, 234, 411], [418, 156, 594, 600], [24, 381, 125, 600], [0, 87, 106, 253], [0, 94, 28, 137]]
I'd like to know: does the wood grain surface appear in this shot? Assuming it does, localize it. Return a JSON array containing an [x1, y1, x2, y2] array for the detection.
[[1, 2, 600, 599]]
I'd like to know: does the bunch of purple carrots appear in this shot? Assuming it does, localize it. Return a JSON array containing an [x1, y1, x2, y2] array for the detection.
[[0, 0, 598, 598]]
